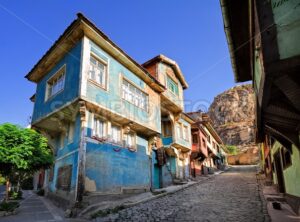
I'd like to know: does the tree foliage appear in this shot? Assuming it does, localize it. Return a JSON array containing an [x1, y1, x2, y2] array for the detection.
[[226, 145, 238, 155], [0, 123, 54, 182]]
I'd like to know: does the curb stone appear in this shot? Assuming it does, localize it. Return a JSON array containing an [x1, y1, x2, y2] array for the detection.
[[256, 173, 271, 222]]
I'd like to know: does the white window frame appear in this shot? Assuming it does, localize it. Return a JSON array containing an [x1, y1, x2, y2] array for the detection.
[[46, 65, 66, 101], [122, 78, 149, 111], [68, 122, 75, 144], [92, 116, 107, 138], [59, 132, 65, 149], [88, 53, 108, 89], [176, 123, 183, 139], [166, 75, 179, 96], [124, 131, 136, 149], [110, 124, 122, 144], [183, 125, 189, 141]]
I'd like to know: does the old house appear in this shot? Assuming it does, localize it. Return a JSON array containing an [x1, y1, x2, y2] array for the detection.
[[143, 55, 193, 188], [26, 13, 166, 205], [190, 117, 209, 176], [188, 112, 226, 175], [220, 0, 300, 214]]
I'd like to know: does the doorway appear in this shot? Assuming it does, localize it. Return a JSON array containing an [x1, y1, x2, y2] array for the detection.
[[274, 151, 285, 193]]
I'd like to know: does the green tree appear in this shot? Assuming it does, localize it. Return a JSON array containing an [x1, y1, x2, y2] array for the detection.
[[0, 123, 54, 200], [226, 145, 238, 155]]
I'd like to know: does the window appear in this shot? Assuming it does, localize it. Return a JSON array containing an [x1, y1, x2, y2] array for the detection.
[[111, 125, 121, 143], [183, 126, 189, 141], [207, 135, 211, 143], [68, 122, 75, 144], [122, 79, 148, 111], [167, 76, 179, 96], [282, 147, 292, 169], [124, 132, 135, 148], [59, 133, 65, 149], [202, 138, 206, 148], [46, 65, 66, 100], [176, 123, 182, 139], [192, 134, 198, 144], [162, 121, 172, 137], [56, 165, 72, 191], [89, 55, 107, 88], [93, 117, 106, 138]]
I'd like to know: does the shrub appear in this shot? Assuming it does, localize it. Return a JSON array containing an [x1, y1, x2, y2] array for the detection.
[[226, 145, 238, 155], [0, 175, 5, 185], [0, 201, 19, 212], [8, 191, 22, 200]]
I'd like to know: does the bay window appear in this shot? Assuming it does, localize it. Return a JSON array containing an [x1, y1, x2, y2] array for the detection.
[[122, 79, 148, 111]]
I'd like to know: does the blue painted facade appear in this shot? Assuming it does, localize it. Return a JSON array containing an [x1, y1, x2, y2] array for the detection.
[[29, 15, 193, 204], [32, 41, 82, 123], [84, 40, 161, 133]]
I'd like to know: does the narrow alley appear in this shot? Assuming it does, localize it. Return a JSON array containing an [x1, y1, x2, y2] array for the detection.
[[95, 166, 267, 222]]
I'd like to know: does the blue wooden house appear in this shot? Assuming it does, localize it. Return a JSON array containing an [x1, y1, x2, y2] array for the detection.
[[143, 55, 193, 188], [26, 14, 165, 204]]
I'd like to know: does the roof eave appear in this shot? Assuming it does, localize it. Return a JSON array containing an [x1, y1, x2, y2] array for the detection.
[[220, 0, 252, 83], [25, 13, 165, 93]]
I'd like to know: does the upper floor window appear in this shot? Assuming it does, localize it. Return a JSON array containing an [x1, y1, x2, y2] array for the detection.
[[192, 134, 198, 144], [89, 55, 107, 89], [183, 126, 189, 141], [122, 79, 148, 111], [207, 135, 211, 143], [176, 123, 182, 139], [162, 121, 172, 137], [46, 65, 66, 100], [111, 125, 121, 144], [68, 122, 75, 144], [93, 117, 106, 138], [202, 138, 206, 148], [124, 132, 136, 149], [167, 76, 179, 96]]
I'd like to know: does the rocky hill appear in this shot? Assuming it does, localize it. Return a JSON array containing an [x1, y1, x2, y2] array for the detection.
[[208, 84, 259, 165]]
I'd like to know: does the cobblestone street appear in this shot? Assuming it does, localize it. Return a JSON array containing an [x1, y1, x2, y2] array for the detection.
[[95, 166, 267, 222]]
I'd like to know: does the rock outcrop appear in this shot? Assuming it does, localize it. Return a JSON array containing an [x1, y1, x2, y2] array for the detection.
[[208, 84, 259, 165]]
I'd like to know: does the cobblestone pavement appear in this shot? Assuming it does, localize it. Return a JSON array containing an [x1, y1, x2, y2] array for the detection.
[[94, 166, 266, 222]]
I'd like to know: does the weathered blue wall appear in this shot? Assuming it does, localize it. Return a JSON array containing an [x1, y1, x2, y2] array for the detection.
[[32, 41, 82, 123], [48, 114, 81, 194], [162, 136, 173, 146], [85, 41, 161, 132], [85, 135, 150, 193], [162, 156, 175, 187]]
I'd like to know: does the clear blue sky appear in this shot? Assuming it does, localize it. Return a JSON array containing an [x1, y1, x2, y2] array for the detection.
[[0, 0, 238, 127]]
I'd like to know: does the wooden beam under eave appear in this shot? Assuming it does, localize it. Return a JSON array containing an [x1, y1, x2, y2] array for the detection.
[[264, 113, 299, 130], [265, 104, 300, 121], [265, 124, 300, 149], [274, 75, 300, 112]]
